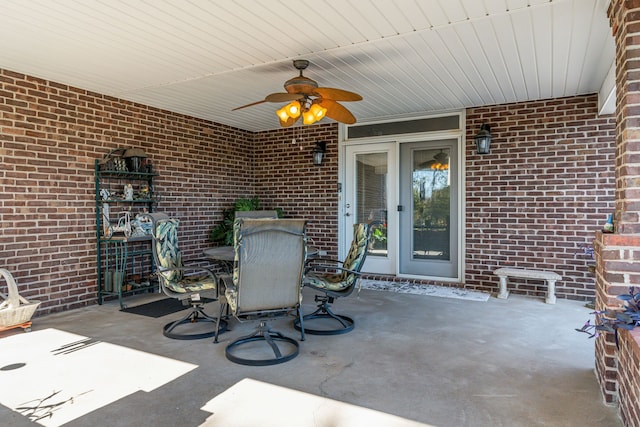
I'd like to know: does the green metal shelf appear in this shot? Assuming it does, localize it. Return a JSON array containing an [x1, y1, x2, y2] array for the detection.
[[95, 158, 158, 309]]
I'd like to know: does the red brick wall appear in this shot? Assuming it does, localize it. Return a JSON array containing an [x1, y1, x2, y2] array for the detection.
[[0, 69, 254, 314], [465, 95, 616, 300], [0, 67, 617, 317]]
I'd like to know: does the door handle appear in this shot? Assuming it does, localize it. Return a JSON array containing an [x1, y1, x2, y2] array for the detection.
[[345, 212, 351, 216]]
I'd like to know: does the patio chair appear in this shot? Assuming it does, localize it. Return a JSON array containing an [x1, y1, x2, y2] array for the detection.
[[294, 222, 372, 335], [145, 212, 227, 340], [214, 218, 307, 366]]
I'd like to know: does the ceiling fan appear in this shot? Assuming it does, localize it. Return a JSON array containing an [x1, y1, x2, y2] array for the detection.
[[233, 59, 362, 127]]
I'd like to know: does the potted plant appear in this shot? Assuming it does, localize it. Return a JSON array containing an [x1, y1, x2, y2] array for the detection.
[[371, 223, 387, 250], [576, 287, 640, 347], [209, 197, 283, 245]]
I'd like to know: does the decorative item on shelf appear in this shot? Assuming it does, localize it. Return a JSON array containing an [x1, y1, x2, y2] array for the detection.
[[113, 271, 127, 292], [123, 148, 148, 172], [474, 123, 492, 154], [109, 212, 132, 237], [104, 270, 113, 292], [130, 214, 153, 237], [138, 184, 151, 199], [102, 203, 111, 236], [124, 184, 134, 201], [99, 148, 127, 171], [603, 213, 614, 233], [313, 141, 326, 166]]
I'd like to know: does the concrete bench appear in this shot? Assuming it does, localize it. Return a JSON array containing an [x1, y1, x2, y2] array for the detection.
[[493, 267, 561, 304]]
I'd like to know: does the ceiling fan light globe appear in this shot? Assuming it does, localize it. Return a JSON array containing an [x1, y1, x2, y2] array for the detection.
[[302, 110, 316, 125], [309, 103, 327, 120], [286, 101, 301, 118], [276, 106, 290, 121]]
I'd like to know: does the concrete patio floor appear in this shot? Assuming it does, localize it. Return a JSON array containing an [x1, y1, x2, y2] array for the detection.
[[0, 287, 622, 427]]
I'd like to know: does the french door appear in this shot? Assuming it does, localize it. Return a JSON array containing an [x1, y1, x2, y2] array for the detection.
[[343, 138, 461, 280], [398, 139, 459, 278], [344, 143, 396, 274]]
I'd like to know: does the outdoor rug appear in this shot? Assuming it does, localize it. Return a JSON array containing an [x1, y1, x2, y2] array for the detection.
[[360, 279, 490, 302], [122, 297, 215, 318]]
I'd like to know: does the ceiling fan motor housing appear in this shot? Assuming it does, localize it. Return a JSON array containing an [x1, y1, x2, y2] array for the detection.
[[284, 75, 318, 94], [293, 59, 309, 71], [284, 59, 320, 94]]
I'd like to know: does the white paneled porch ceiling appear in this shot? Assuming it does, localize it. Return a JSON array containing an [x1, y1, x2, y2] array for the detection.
[[0, 0, 614, 132]]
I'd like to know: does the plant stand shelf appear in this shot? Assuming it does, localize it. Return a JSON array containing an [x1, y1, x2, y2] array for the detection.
[[95, 157, 158, 309]]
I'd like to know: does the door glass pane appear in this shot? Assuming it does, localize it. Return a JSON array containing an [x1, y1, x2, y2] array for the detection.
[[356, 153, 387, 257], [412, 148, 450, 260]]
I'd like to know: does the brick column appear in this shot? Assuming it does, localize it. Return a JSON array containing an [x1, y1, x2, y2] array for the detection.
[[593, 232, 640, 403], [610, 0, 640, 234], [595, 0, 640, 407]]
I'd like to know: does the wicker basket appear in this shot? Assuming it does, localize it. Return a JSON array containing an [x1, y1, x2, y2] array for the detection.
[[0, 268, 41, 328]]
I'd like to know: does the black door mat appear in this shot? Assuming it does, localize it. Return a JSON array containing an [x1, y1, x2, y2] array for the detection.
[[121, 297, 215, 318]]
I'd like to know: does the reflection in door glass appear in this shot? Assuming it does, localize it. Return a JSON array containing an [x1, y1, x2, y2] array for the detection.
[[412, 148, 450, 260], [356, 153, 387, 257]]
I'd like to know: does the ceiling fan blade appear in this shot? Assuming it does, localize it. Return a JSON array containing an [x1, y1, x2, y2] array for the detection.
[[232, 93, 303, 111], [279, 114, 300, 128], [265, 92, 304, 102], [313, 87, 362, 102], [232, 99, 268, 111], [318, 99, 357, 124]]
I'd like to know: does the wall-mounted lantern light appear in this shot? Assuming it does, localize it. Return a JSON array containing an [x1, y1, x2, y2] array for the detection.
[[313, 141, 326, 166], [474, 123, 492, 155]]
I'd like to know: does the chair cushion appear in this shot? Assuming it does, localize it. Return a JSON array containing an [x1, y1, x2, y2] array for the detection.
[[155, 218, 217, 294], [155, 219, 184, 283], [303, 223, 369, 292], [166, 273, 217, 294], [304, 272, 351, 291], [342, 223, 369, 276]]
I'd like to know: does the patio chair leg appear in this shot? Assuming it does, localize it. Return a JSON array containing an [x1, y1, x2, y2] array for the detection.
[[297, 305, 305, 341], [225, 321, 299, 366], [214, 302, 229, 344], [294, 297, 354, 335], [163, 303, 227, 340]]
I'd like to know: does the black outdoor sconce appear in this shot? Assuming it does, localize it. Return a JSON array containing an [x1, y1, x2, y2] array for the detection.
[[474, 123, 492, 154], [313, 141, 326, 166]]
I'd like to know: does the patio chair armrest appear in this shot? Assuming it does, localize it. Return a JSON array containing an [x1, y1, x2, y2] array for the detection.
[[157, 265, 218, 279]]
